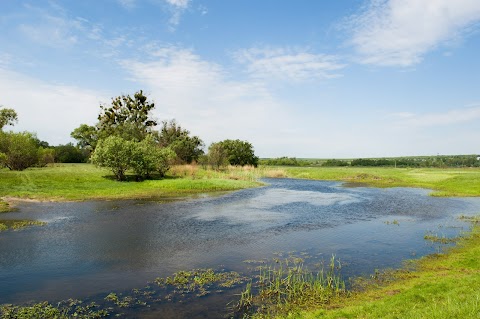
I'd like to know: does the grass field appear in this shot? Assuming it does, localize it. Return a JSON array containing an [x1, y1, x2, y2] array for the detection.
[[0, 163, 262, 207]]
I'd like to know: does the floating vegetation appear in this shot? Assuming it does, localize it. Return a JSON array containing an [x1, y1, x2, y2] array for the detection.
[[0, 219, 46, 232], [154, 268, 245, 298], [0, 268, 246, 319], [234, 255, 346, 318], [0, 300, 109, 319], [458, 214, 480, 224], [424, 231, 458, 244], [384, 219, 400, 226]]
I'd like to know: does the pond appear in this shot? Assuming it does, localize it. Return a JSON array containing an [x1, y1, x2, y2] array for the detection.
[[1, 178, 480, 318]]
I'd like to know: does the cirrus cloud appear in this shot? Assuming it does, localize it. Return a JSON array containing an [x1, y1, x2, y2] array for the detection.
[[234, 47, 345, 82]]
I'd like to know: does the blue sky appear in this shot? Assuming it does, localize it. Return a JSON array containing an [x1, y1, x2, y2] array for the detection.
[[1, 0, 480, 158]]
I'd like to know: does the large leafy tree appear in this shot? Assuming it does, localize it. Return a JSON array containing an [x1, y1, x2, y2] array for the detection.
[[207, 142, 229, 170], [71, 91, 157, 149], [157, 120, 204, 164], [0, 107, 18, 130], [217, 139, 259, 167], [97, 90, 157, 142], [70, 124, 98, 151]]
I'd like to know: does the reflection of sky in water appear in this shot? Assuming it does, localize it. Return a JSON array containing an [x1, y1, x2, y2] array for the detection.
[[1, 178, 480, 317], [191, 188, 363, 223]]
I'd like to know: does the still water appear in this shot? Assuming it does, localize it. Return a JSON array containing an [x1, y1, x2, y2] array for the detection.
[[1, 178, 480, 317]]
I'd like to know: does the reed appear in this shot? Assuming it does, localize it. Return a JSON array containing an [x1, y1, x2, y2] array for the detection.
[[235, 256, 345, 317]]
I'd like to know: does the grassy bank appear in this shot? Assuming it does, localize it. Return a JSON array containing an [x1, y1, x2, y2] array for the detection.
[[2, 165, 480, 206], [280, 218, 480, 319], [0, 163, 262, 204], [277, 166, 480, 197]]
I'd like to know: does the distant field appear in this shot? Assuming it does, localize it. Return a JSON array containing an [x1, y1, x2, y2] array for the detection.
[[277, 166, 480, 197]]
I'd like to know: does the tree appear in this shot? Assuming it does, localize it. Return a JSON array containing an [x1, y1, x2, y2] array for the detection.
[[0, 131, 40, 170], [54, 143, 89, 163], [70, 124, 98, 151], [208, 143, 229, 170], [38, 148, 55, 167], [217, 139, 259, 167], [157, 120, 204, 163], [91, 136, 134, 181], [97, 90, 157, 142], [0, 107, 18, 130], [91, 135, 176, 181], [130, 135, 175, 180]]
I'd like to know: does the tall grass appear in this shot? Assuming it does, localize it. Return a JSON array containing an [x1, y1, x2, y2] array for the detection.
[[235, 256, 345, 318]]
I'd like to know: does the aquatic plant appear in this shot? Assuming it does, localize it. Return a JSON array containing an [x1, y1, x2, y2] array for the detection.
[[424, 231, 458, 244], [0, 300, 109, 319], [154, 268, 245, 298], [234, 255, 346, 317], [384, 219, 400, 225], [0, 219, 46, 232]]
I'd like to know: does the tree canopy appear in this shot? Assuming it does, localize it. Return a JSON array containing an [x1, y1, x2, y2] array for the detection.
[[157, 120, 204, 164], [214, 139, 259, 167], [91, 135, 175, 181], [0, 107, 18, 130], [97, 90, 157, 142]]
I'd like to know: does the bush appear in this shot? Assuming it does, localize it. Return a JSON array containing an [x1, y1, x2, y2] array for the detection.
[[0, 131, 40, 170], [91, 135, 176, 181]]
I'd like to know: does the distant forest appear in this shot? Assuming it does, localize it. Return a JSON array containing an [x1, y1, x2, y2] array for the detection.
[[260, 155, 480, 168]]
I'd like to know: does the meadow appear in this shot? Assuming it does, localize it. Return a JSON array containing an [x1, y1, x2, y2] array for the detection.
[[0, 163, 262, 204]]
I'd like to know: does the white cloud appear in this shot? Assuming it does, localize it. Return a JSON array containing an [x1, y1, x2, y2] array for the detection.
[[390, 105, 480, 127], [0, 67, 108, 145], [165, 0, 190, 9], [120, 46, 292, 147], [234, 47, 345, 81], [346, 0, 480, 66]]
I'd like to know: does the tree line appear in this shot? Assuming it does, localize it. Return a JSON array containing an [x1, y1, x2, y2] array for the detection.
[[0, 91, 259, 181], [261, 156, 480, 168]]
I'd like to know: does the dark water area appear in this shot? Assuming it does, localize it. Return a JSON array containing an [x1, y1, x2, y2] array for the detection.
[[1, 178, 480, 318]]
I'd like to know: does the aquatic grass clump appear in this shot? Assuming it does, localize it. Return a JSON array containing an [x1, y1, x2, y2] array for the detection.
[[0, 200, 10, 213], [235, 256, 346, 317], [458, 214, 480, 223], [424, 231, 458, 244], [0, 219, 46, 232], [154, 268, 245, 297]]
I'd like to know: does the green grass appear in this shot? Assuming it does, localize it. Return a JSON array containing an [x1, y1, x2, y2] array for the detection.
[[0, 163, 262, 202], [276, 166, 480, 197], [264, 222, 480, 319]]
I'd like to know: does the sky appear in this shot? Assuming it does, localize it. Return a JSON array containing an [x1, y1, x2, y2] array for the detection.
[[1, 0, 480, 158]]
